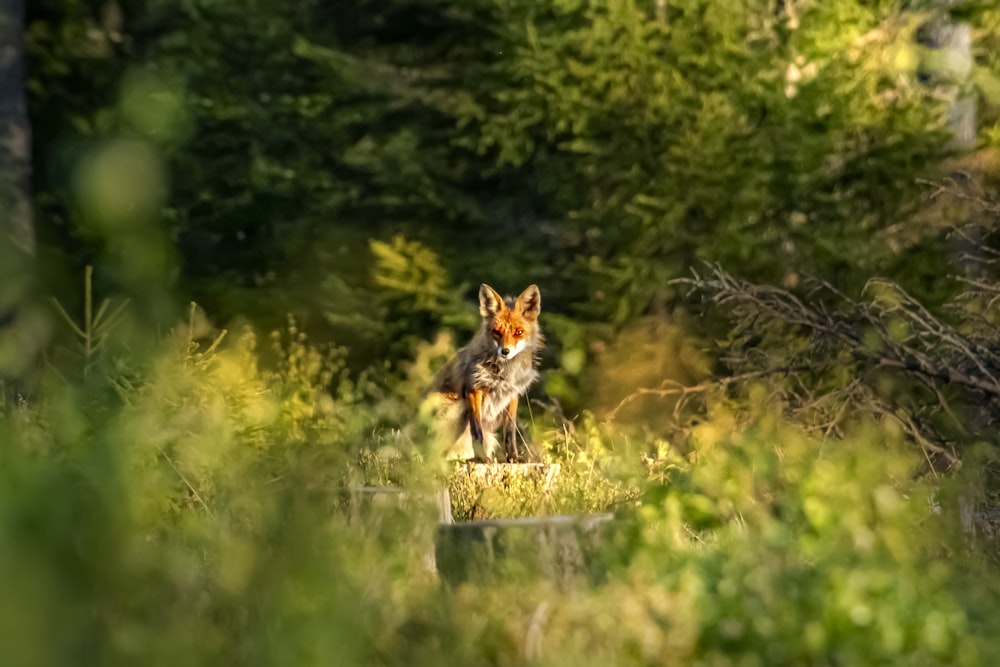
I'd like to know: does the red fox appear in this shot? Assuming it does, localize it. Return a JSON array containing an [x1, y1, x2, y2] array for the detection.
[[436, 284, 543, 461]]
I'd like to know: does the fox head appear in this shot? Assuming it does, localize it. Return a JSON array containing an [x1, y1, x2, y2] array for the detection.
[[479, 284, 541, 360]]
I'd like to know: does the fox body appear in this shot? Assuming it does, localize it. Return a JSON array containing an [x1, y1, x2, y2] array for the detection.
[[436, 284, 543, 461]]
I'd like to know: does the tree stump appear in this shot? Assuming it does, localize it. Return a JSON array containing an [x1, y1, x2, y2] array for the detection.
[[435, 513, 615, 587], [341, 485, 452, 572]]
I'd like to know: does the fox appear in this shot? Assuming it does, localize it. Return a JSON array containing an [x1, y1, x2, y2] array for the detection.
[[435, 284, 543, 462]]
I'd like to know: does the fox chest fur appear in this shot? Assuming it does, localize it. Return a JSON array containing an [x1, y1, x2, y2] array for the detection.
[[453, 335, 540, 431]]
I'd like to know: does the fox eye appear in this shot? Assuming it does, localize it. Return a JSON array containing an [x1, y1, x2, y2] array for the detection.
[[492, 328, 503, 338], [514, 328, 524, 337]]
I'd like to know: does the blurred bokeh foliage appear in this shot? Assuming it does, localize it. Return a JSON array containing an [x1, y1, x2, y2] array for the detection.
[[8, 0, 1000, 664], [5, 343, 1000, 664]]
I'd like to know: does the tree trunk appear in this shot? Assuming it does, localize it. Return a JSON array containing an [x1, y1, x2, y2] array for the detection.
[[0, 0, 37, 392], [0, 0, 35, 262], [917, 8, 975, 149]]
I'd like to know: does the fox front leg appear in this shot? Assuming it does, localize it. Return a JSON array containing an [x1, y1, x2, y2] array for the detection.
[[502, 396, 521, 462], [465, 388, 488, 460]]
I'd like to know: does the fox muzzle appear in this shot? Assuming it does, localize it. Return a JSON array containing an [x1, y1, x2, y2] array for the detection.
[[496, 340, 523, 359]]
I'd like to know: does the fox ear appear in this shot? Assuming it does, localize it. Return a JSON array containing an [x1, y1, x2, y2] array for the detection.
[[514, 284, 541, 321], [479, 284, 504, 318]]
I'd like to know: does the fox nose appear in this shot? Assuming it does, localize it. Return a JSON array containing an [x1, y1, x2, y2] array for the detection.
[[500, 347, 510, 357]]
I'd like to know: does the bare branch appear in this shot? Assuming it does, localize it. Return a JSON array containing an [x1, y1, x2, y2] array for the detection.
[[672, 261, 1000, 470]]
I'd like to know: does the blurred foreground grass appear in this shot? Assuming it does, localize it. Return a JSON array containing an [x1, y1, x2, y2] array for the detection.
[[2, 315, 1000, 667]]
